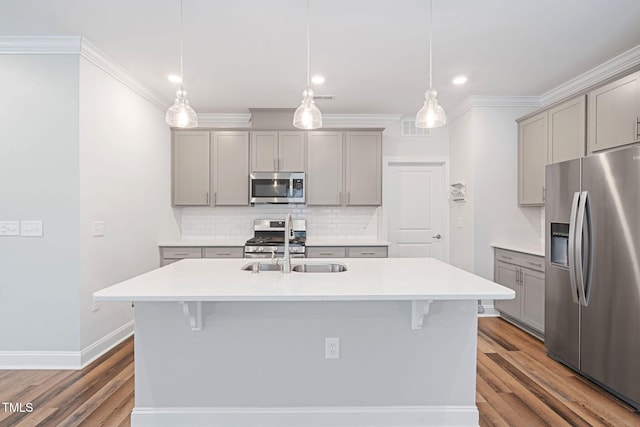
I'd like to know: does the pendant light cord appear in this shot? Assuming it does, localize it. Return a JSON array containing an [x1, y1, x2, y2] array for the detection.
[[180, 0, 184, 84], [428, 0, 433, 90], [306, 0, 310, 89]]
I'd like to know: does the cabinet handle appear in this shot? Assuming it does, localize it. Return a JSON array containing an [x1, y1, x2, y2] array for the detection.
[[542, 186, 546, 201], [339, 191, 342, 204], [214, 192, 217, 204], [347, 192, 351, 204], [319, 252, 334, 255], [174, 253, 189, 257], [216, 252, 231, 256], [636, 117, 640, 140], [274, 159, 277, 171], [528, 261, 543, 268], [360, 252, 376, 255], [501, 255, 512, 260], [206, 192, 209, 204]]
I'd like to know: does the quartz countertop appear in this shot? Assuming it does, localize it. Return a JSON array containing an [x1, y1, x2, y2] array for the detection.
[[490, 242, 545, 257], [94, 258, 514, 302]]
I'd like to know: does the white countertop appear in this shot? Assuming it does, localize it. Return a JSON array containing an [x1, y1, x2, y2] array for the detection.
[[94, 258, 514, 302], [490, 242, 545, 257]]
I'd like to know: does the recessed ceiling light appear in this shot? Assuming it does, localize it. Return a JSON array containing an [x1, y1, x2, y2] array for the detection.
[[453, 75, 468, 85], [168, 74, 182, 84], [311, 75, 325, 85]]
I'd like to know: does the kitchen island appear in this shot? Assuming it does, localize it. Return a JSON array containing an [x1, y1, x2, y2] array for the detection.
[[94, 257, 514, 426]]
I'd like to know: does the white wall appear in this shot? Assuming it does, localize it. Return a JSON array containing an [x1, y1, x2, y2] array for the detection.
[[382, 118, 449, 158], [78, 57, 180, 354], [0, 55, 81, 351], [449, 105, 542, 281]]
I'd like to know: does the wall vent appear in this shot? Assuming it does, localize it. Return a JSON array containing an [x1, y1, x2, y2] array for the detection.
[[401, 118, 432, 136], [313, 95, 335, 100]]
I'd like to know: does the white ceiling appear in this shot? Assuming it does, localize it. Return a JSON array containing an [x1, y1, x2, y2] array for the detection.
[[2, 0, 640, 115]]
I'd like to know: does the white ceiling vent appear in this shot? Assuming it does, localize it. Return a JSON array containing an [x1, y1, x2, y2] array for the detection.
[[313, 95, 334, 100], [401, 118, 432, 136]]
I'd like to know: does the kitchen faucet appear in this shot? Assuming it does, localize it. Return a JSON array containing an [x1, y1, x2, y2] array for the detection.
[[276, 213, 293, 273]]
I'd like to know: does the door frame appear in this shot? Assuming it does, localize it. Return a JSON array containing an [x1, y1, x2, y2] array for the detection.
[[382, 157, 450, 262]]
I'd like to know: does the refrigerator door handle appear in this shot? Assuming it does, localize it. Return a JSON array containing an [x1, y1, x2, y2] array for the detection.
[[578, 191, 594, 306], [568, 192, 581, 304]]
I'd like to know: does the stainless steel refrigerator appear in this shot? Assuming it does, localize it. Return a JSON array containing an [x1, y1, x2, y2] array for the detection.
[[545, 143, 640, 410]]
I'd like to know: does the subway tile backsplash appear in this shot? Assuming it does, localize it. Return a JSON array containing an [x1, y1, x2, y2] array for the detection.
[[181, 206, 380, 240]]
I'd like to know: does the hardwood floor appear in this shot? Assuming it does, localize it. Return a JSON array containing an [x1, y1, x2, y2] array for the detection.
[[0, 318, 638, 426]]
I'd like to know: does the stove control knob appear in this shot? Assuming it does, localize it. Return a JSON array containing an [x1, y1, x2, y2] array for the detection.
[[257, 247, 264, 252]]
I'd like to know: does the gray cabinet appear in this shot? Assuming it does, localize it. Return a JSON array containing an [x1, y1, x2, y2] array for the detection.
[[172, 131, 210, 206], [588, 71, 640, 153], [494, 248, 545, 338], [548, 95, 586, 164], [344, 132, 382, 206], [250, 131, 305, 172], [212, 131, 249, 205], [307, 245, 388, 258], [518, 112, 548, 206], [307, 130, 382, 206], [160, 245, 243, 266], [307, 131, 343, 206]]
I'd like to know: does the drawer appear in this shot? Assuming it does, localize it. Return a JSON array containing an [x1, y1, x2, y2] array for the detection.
[[203, 247, 244, 258], [347, 246, 388, 258], [495, 248, 544, 272], [306, 247, 347, 258], [161, 247, 203, 259]]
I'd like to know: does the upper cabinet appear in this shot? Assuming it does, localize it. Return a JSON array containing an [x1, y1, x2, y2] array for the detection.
[[518, 95, 586, 206], [172, 131, 210, 206], [307, 130, 382, 206], [250, 131, 305, 172], [307, 131, 343, 206], [548, 95, 586, 164], [588, 71, 640, 153], [344, 132, 382, 206], [518, 112, 548, 206], [211, 131, 249, 206]]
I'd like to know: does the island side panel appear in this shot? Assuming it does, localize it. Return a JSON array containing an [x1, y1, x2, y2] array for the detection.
[[133, 300, 478, 419]]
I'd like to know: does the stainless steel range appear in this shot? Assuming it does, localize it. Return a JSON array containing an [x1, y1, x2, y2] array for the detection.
[[244, 219, 306, 258]]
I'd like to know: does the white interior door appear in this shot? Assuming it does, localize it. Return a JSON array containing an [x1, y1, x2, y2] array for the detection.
[[386, 161, 445, 259]]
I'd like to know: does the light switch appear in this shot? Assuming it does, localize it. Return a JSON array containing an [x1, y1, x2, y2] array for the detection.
[[92, 221, 105, 237], [0, 221, 19, 236], [456, 217, 464, 228], [21, 221, 43, 237]]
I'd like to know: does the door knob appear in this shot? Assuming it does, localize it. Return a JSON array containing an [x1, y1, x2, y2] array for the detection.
[[433, 234, 442, 240]]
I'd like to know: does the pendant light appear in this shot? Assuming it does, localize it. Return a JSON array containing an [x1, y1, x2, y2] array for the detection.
[[293, 0, 322, 129], [166, 0, 198, 128], [416, 0, 446, 129]]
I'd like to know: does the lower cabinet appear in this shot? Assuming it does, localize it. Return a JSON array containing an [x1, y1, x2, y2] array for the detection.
[[494, 248, 545, 338], [306, 246, 388, 258], [160, 246, 243, 266]]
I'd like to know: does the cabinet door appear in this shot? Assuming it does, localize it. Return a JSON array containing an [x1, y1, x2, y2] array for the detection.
[[588, 71, 640, 153], [307, 131, 343, 205], [212, 131, 249, 205], [522, 267, 545, 333], [172, 131, 210, 206], [250, 131, 278, 172], [518, 112, 548, 206], [494, 261, 522, 319], [344, 132, 382, 206], [548, 95, 586, 163], [278, 131, 306, 172]]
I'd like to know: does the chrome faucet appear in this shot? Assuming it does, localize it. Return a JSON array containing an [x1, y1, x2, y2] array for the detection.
[[276, 213, 293, 273]]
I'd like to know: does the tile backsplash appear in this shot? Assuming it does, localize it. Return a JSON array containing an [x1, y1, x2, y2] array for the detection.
[[181, 206, 380, 240]]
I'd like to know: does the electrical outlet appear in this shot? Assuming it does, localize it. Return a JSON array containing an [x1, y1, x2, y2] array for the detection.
[[92, 299, 101, 312], [21, 220, 43, 237], [92, 221, 105, 237], [325, 337, 340, 359], [0, 221, 19, 236]]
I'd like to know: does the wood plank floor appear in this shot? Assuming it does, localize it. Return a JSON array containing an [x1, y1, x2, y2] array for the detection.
[[0, 318, 638, 426]]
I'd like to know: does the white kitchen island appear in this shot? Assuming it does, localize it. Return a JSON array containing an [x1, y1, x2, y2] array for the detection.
[[94, 258, 514, 427]]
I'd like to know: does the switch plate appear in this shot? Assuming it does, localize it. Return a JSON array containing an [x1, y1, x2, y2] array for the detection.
[[20, 221, 43, 237], [325, 337, 340, 359], [456, 217, 464, 228], [92, 221, 105, 237], [0, 221, 19, 236]]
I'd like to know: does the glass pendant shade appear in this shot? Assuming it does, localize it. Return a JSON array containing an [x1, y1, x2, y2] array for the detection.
[[166, 87, 198, 128], [293, 88, 322, 129], [416, 89, 446, 129]]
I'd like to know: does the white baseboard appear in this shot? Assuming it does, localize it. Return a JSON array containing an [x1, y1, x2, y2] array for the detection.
[[0, 321, 133, 370], [131, 405, 479, 427]]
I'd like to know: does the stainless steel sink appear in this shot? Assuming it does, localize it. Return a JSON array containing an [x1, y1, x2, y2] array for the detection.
[[240, 262, 282, 272], [291, 262, 347, 273]]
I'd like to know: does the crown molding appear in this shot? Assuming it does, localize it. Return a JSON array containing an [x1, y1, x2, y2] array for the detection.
[[541, 44, 640, 106], [448, 96, 541, 122], [196, 113, 252, 128], [321, 114, 403, 128], [0, 36, 170, 111], [0, 36, 82, 54]]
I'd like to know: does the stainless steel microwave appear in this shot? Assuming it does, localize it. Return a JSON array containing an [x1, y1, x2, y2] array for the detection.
[[250, 172, 305, 204]]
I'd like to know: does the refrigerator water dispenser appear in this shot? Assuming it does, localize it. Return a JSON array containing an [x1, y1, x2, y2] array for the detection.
[[550, 223, 569, 266]]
